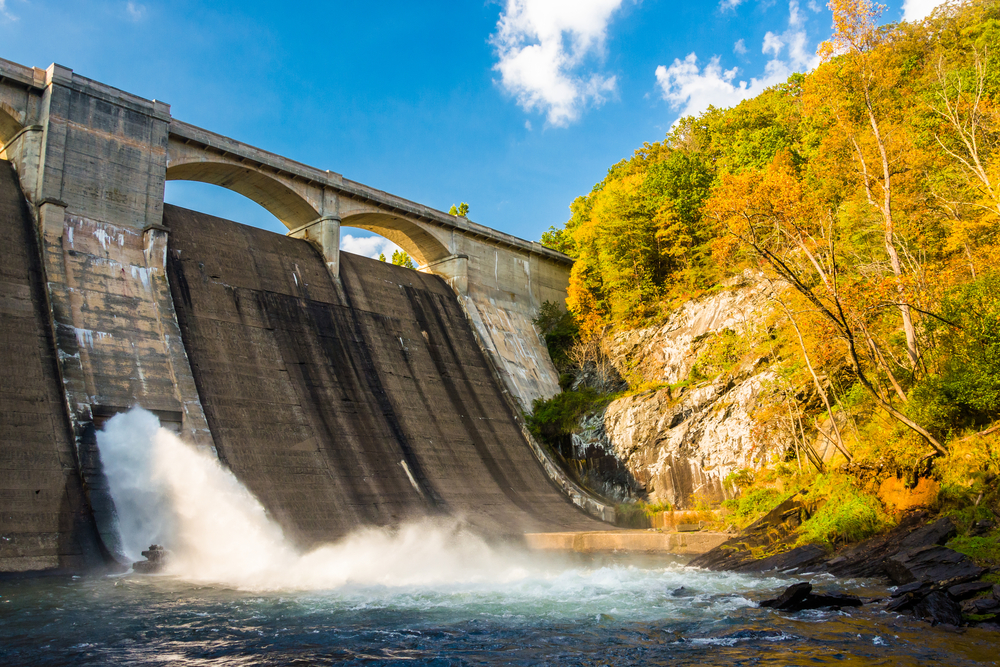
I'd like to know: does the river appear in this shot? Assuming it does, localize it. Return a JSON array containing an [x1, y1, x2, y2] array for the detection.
[[1, 409, 994, 665]]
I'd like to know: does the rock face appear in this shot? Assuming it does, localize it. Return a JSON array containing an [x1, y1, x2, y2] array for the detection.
[[570, 275, 790, 507]]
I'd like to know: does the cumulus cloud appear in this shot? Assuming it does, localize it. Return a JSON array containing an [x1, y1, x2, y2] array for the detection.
[[340, 233, 403, 261], [491, 0, 623, 127], [655, 0, 817, 120], [734, 38, 748, 55], [902, 0, 941, 21]]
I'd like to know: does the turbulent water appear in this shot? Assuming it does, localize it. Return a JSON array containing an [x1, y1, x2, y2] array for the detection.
[[1, 409, 995, 665]]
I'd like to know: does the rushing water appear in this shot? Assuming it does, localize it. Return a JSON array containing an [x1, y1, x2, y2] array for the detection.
[[1, 409, 996, 665]]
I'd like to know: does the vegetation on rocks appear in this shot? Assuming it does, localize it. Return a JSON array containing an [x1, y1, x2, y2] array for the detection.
[[532, 0, 1000, 564]]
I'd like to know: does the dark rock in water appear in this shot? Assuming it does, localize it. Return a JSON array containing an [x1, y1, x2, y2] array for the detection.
[[885, 545, 986, 585], [760, 582, 863, 612], [891, 581, 933, 598], [132, 545, 169, 574], [948, 580, 994, 600], [738, 544, 827, 574], [806, 591, 865, 609], [671, 587, 689, 597], [912, 590, 963, 627], [760, 582, 813, 610]]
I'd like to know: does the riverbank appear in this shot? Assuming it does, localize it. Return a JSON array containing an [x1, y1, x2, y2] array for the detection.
[[690, 499, 1000, 630]]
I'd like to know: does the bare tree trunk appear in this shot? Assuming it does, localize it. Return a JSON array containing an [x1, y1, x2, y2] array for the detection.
[[776, 298, 853, 462]]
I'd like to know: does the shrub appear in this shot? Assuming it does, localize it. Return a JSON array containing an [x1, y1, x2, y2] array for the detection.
[[532, 301, 580, 372], [798, 475, 893, 546], [525, 387, 608, 455], [691, 329, 742, 381], [722, 487, 787, 527]]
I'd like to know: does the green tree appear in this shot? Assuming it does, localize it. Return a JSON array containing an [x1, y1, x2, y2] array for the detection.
[[378, 252, 386, 262], [391, 249, 416, 269], [448, 202, 470, 217]]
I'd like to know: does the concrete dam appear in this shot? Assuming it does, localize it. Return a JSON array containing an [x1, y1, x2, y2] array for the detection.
[[0, 58, 613, 574]]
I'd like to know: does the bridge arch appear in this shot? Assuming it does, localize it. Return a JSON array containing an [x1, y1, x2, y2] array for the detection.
[[165, 160, 320, 229], [0, 103, 24, 148], [340, 211, 451, 267]]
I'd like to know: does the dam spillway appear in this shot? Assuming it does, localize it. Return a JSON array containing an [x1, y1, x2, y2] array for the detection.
[[164, 205, 602, 544], [0, 162, 606, 572], [0, 57, 613, 574]]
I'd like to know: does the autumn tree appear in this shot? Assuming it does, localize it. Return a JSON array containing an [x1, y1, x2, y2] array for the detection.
[[816, 0, 923, 368], [391, 249, 416, 269], [706, 152, 947, 455]]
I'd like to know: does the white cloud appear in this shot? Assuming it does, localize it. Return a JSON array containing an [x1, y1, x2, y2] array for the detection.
[[719, 0, 748, 10], [340, 233, 403, 261], [0, 0, 17, 22], [763, 31, 785, 56], [902, 0, 941, 21], [126, 2, 145, 21], [491, 0, 623, 127], [807, 0, 822, 12], [656, 1, 817, 120], [734, 38, 747, 55]]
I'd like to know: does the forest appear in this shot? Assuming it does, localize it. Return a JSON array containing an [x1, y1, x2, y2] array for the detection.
[[534, 0, 1000, 562]]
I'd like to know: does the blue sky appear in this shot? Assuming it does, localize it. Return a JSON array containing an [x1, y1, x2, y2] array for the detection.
[[0, 0, 939, 259]]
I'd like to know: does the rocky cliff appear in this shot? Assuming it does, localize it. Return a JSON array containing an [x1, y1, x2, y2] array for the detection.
[[570, 274, 793, 508]]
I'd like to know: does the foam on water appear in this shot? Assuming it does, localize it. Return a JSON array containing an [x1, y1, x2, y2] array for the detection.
[[96, 407, 772, 611]]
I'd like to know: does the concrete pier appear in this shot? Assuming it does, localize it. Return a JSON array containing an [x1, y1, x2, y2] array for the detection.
[[524, 531, 730, 555]]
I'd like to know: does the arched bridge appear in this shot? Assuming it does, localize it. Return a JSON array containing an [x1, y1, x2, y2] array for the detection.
[[165, 120, 569, 301], [0, 58, 573, 411]]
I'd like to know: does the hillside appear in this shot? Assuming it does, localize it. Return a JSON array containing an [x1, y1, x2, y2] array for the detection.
[[533, 0, 1000, 570]]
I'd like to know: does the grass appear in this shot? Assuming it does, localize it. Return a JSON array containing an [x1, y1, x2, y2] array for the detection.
[[721, 487, 789, 528], [946, 535, 1000, 567], [797, 474, 894, 547]]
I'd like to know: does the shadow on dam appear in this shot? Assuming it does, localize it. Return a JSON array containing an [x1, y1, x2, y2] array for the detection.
[[163, 205, 605, 546]]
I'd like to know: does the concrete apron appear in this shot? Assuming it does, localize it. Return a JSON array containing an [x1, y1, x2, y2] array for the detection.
[[523, 531, 730, 555]]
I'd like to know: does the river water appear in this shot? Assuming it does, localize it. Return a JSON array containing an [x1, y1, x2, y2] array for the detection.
[[1, 409, 996, 665], [2, 561, 997, 666]]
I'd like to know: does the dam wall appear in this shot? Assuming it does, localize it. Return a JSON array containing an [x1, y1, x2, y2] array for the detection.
[[0, 162, 105, 572], [165, 205, 604, 543], [0, 57, 614, 573]]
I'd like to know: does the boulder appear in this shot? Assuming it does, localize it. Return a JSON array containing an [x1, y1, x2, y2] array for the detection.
[[885, 545, 986, 585], [962, 597, 1000, 615], [690, 496, 813, 571], [823, 511, 938, 579], [898, 517, 958, 551], [911, 591, 963, 627], [737, 544, 828, 574], [132, 544, 169, 574], [970, 520, 995, 537], [947, 580, 994, 600], [760, 582, 863, 611], [760, 582, 813, 610]]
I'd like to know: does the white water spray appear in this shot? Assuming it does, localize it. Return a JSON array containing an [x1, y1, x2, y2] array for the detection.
[[97, 408, 542, 590]]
